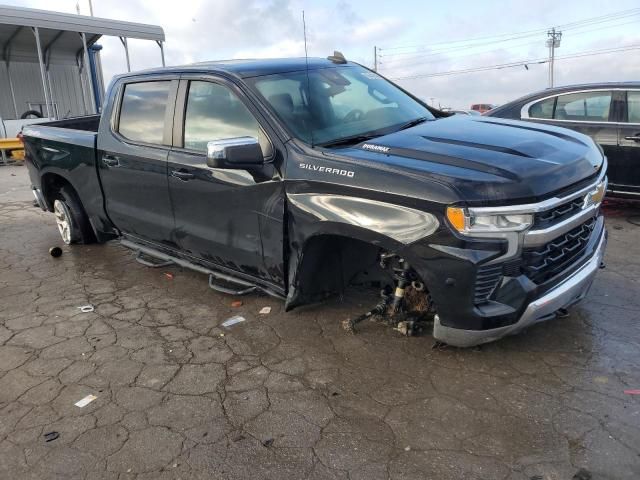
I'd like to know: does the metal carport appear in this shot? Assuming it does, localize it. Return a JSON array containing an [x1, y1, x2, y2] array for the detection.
[[0, 5, 165, 119]]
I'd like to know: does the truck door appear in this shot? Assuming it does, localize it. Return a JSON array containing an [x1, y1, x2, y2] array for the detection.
[[97, 78, 178, 245], [615, 90, 640, 195], [166, 77, 285, 286]]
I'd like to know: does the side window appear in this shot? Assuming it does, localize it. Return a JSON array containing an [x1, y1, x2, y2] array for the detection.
[[529, 97, 555, 119], [118, 81, 171, 144], [627, 91, 640, 123], [554, 91, 611, 121], [183, 81, 270, 155]]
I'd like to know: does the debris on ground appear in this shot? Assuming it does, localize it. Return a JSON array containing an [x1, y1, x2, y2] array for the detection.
[[77, 305, 94, 313], [74, 394, 97, 408], [222, 315, 246, 327], [49, 246, 62, 257], [623, 389, 640, 395], [43, 431, 59, 442], [262, 438, 274, 448], [164, 272, 174, 280], [259, 306, 271, 315], [231, 300, 243, 307]]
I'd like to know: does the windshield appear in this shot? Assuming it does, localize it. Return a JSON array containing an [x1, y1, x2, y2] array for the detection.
[[247, 65, 435, 146]]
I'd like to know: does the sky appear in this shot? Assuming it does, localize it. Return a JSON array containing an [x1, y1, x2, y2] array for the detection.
[[4, 0, 640, 109]]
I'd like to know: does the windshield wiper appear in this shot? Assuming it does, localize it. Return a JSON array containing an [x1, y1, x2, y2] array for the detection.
[[395, 117, 430, 131], [317, 133, 382, 148]]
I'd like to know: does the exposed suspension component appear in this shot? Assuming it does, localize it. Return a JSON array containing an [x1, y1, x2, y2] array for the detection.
[[343, 253, 435, 336]]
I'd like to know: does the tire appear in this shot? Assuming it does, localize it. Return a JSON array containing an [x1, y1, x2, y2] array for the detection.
[[20, 110, 43, 119], [53, 186, 96, 245]]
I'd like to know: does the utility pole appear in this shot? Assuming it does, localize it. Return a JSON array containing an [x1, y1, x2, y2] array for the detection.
[[374, 46, 378, 71], [546, 28, 562, 87]]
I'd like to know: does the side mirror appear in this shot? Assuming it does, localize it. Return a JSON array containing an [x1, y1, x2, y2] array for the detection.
[[206, 137, 264, 168]]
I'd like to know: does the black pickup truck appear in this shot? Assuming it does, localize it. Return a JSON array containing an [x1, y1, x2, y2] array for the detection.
[[23, 55, 608, 347]]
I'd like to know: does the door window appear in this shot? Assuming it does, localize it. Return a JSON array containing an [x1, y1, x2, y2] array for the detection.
[[183, 81, 270, 155], [627, 91, 640, 123], [554, 91, 611, 121], [528, 97, 555, 119], [118, 81, 171, 144]]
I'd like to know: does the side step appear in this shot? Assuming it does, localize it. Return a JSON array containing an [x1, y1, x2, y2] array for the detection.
[[135, 251, 174, 268], [121, 239, 283, 299]]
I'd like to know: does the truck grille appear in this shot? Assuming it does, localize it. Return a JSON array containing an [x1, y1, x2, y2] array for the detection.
[[522, 217, 596, 284], [533, 197, 583, 228], [474, 264, 503, 304]]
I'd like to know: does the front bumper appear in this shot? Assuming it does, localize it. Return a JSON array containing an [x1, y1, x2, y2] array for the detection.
[[431, 226, 607, 347]]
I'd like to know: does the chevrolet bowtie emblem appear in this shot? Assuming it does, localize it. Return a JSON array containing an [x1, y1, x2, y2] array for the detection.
[[583, 181, 606, 209]]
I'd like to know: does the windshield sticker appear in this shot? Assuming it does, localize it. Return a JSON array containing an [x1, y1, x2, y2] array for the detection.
[[362, 143, 390, 153], [299, 163, 355, 178]]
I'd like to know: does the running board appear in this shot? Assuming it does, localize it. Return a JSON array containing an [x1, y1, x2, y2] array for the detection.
[[208, 275, 257, 296], [120, 239, 283, 299], [135, 251, 174, 268]]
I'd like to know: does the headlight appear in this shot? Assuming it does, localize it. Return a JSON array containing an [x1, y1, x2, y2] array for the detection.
[[446, 206, 533, 235]]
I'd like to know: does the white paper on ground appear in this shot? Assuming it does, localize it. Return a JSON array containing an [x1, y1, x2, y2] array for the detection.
[[74, 394, 97, 408], [259, 306, 271, 315], [222, 315, 246, 327]]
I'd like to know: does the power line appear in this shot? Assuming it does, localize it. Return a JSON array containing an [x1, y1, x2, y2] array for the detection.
[[378, 15, 639, 70], [389, 45, 640, 80], [379, 7, 640, 55], [379, 16, 640, 68]]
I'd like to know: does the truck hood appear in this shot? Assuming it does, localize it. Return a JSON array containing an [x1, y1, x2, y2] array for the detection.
[[334, 115, 604, 204]]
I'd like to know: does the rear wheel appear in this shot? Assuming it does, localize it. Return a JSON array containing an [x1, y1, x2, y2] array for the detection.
[[53, 186, 95, 244]]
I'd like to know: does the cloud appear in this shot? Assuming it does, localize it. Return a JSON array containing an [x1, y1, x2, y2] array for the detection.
[[3, 0, 639, 112]]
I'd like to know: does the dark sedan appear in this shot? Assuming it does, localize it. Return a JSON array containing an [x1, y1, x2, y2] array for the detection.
[[486, 82, 640, 197]]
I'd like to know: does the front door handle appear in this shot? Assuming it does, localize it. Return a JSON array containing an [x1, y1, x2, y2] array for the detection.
[[171, 169, 195, 181], [102, 155, 120, 167], [624, 135, 640, 142]]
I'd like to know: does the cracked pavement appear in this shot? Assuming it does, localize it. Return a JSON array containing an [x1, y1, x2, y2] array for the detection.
[[1, 166, 639, 479]]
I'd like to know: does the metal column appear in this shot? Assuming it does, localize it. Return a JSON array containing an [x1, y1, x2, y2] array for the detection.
[[5, 61, 19, 118], [157, 40, 165, 67], [119, 36, 131, 72], [32, 27, 52, 119], [80, 32, 95, 114]]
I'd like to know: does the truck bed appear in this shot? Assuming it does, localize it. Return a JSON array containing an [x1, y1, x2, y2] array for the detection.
[[37, 115, 101, 132], [22, 114, 109, 238]]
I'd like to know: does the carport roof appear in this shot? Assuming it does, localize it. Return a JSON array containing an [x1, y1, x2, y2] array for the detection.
[[0, 5, 165, 65]]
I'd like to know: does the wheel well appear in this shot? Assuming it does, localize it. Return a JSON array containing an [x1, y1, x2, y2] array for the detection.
[[41, 173, 74, 211], [291, 234, 393, 302]]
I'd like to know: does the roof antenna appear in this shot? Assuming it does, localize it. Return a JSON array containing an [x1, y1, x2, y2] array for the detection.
[[302, 10, 314, 147]]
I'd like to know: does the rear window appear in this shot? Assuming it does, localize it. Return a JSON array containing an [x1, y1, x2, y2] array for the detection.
[[118, 81, 171, 144]]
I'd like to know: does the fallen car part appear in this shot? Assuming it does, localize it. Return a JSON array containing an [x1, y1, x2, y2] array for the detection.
[[121, 239, 283, 299]]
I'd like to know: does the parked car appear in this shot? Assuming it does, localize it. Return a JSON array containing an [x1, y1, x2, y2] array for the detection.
[[486, 82, 640, 198], [470, 103, 496, 114], [23, 56, 607, 347]]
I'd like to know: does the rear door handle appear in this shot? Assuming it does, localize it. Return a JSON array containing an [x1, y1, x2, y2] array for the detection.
[[624, 135, 640, 142], [102, 154, 120, 167], [171, 169, 195, 181]]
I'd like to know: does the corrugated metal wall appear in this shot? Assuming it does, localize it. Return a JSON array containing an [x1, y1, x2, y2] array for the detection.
[[0, 61, 92, 120]]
